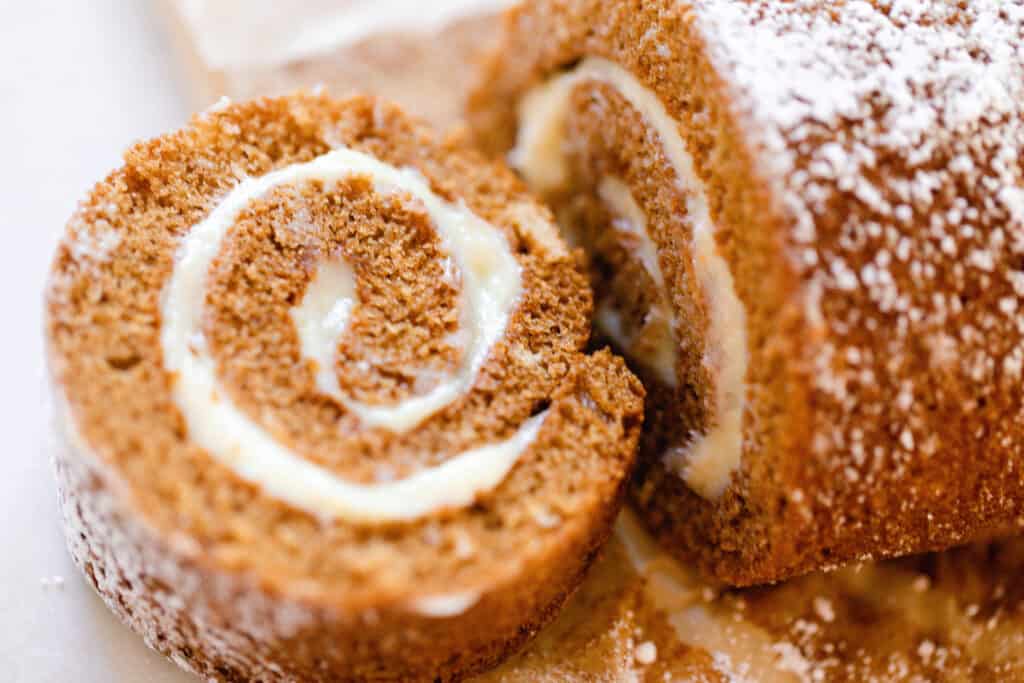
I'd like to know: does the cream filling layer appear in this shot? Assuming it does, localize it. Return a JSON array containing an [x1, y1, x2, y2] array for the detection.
[[595, 177, 679, 388], [290, 258, 357, 398], [512, 58, 748, 499], [161, 146, 547, 522]]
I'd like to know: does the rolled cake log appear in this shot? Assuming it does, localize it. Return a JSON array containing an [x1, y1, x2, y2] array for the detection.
[[45, 93, 644, 681], [470, 0, 1024, 585]]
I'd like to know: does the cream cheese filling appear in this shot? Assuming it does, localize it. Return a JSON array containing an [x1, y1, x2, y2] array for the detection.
[[290, 257, 357, 398], [595, 177, 679, 388], [161, 146, 547, 522], [512, 58, 748, 499]]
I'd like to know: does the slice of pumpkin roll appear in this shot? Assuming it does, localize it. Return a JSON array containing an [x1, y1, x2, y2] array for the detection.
[[469, 0, 1024, 585], [44, 93, 644, 682]]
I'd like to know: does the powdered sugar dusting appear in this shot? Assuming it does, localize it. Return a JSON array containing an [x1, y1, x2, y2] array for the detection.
[[65, 217, 122, 265], [694, 0, 1024, 513], [711, 652, 757, 683], [771, 642, 814, 682], [697, 1, 1024, 241], [51, 395, 347, 679]]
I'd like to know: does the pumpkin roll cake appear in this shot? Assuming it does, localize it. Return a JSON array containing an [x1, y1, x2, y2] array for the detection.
[[44, 93, 644, 681], [470, 0, 1024, 585]]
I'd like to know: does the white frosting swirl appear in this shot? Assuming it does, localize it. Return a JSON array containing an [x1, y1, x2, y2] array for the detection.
[[512, 58, 748, 499], [161, 147, 547, 522]]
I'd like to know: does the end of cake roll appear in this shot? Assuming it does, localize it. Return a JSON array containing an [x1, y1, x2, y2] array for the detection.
[[44, 91, 644, 680], [469, 0, 1024, 585]]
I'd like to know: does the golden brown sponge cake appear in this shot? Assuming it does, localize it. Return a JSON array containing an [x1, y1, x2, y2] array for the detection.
[[470, 0, 1024, 585], [44, 92, 644, 681]]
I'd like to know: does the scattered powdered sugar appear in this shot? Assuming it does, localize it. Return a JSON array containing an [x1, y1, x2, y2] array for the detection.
[[692, 0, 1024, 503], [634, 640, 657, 665], [697, 1, 1024, 240], [812, 597, 835, 624], [452, 529, 476, 559], [771, 642, 816, 682], [711, 651, 757, 683], [52, 396, 328, 677], [527, 501, 562, 529], [65, 218, 122, 265]]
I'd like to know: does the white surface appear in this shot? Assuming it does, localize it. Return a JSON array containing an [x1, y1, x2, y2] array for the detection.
[[0, 2, 192, 681], [177, 0, 517, 68]]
